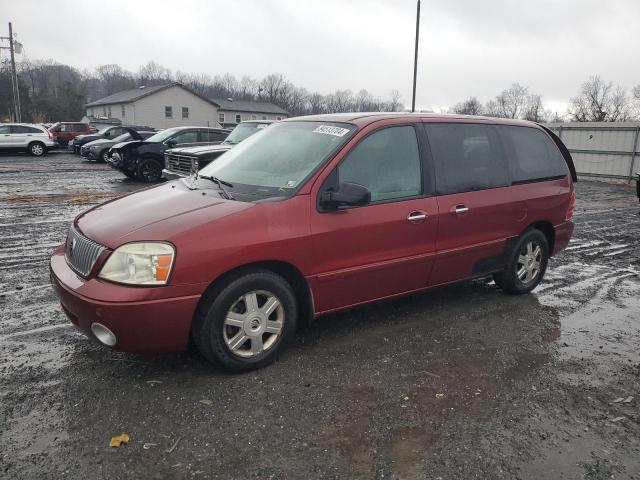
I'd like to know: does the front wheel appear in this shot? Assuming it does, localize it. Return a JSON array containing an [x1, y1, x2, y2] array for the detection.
[[100, 150, 110, 162], [497, 229, 549, 295], [193, 270, 298, 372], [136, 159, 163, 182], [29, 142, 46, 157]]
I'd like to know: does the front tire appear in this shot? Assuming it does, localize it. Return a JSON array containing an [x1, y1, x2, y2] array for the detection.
[[29, 142, 46, 157], [136, 159, 162, 182], [193, 270, 298, 372], [100, 150, 110, 162], [498, 229, 549, 295]]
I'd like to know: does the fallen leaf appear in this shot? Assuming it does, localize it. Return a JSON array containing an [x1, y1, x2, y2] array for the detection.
[[623, 396, 633, 403], [435, 393, 445, 399], [610, 416, 625, 423], [109, 434, 130, 448], [612, 397, 625, 403], [199, 399, 213, 406]]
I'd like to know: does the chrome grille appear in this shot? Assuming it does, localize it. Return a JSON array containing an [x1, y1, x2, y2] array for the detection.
[[65, 226, 105, 277], [165, 153, 198, 177]]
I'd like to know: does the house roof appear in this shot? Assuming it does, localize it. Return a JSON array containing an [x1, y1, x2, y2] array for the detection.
[[85, 83, 289, 116], [211, 98, 288, 115], [85, 82, 219, 108]]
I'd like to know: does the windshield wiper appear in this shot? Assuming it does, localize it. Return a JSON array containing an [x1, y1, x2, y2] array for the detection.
[[200, 175, 234, 200]]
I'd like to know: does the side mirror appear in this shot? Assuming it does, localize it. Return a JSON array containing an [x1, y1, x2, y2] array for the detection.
[[320, 182, 371, 210], [166, 139, 177, 147]]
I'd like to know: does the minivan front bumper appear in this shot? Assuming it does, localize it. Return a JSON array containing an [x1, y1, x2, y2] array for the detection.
[[49, 246, 201, 353]]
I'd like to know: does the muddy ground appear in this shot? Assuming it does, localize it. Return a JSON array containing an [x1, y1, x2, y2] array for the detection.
[[0, 151, 639, 480]]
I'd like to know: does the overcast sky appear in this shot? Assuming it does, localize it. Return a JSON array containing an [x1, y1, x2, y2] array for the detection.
[[4, 0, 639, 112]]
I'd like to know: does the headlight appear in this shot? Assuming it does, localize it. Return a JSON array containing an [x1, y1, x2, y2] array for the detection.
[[98, 242, 175, 285]]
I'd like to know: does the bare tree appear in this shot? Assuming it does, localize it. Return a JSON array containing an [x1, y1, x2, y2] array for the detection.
[[491, 83, 529, 119], [388, 89, 403, 112], [523, 94, 547, 122], [137, 61, 172, 86], [452, 96, 483, 115], [569, 75, 630, 122], [95, 64, 135, 96], [308, 92, 325, 114]]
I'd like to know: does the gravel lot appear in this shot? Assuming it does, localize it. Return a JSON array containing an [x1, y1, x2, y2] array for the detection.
[[1, 151, 639, 479]]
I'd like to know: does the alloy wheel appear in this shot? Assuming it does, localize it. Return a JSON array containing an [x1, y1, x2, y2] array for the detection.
[[222, 290, 284, 358], [31, 144, 44, 156], [516, 241, 542, 285]]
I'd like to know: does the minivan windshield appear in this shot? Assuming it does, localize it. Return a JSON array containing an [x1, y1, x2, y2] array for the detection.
[[223, 122, 270, 145], [198, 121, 355, 194]]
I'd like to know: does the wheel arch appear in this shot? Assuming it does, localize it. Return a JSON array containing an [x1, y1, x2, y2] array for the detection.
[[194, 260, 314, 330], [28, 140, 46, 153], [521, 220, 555, 255]]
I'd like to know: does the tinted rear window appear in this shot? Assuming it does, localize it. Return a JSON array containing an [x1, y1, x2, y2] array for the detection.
[[425, 123, 509, 195], [499, 126, 567, 183]]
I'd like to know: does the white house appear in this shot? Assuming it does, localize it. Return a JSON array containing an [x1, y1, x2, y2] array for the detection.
[[84, 83, 288, 130]]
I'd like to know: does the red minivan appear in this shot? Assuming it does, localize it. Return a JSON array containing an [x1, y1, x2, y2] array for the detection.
[[49, 122, 96, 146], [50, 114, 576, 371]]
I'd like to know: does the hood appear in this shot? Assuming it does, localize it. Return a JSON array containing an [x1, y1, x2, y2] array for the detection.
[[85, 138, 110, 147], [167, 144, 233, 156], [75, 181, 253, 248], [111, 140, 147, 150]]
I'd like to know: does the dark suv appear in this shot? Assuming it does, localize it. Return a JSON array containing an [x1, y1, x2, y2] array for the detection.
[[164, 120, 274, 178], [107, 126, 230, 182]]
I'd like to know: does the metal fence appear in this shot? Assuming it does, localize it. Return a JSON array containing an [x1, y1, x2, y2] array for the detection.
[[545, 122, 640, 181]]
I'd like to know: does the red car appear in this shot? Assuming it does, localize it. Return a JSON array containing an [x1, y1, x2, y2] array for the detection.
[[49, 122, 96, 146], [50, 113, 576, 371]]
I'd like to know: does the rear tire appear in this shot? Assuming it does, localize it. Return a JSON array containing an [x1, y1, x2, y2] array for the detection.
[[136, 159, 162, 182], [499, 229, 549, 295], [100, 150, 110, 162], [29, 142, 46, 157], [193, 270, 298, 372]]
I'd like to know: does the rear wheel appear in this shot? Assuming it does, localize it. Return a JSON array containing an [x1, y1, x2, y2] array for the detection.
[[497, 229, 549, 295], [100, 150, 110, 162], [29, 142, 46, 157], [193, 270, 297, 372], [136, 159, 162, 182]]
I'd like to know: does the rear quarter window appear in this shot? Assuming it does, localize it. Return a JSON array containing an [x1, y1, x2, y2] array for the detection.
[[425, 123, 509, 195], [499, 126, 567, 183]]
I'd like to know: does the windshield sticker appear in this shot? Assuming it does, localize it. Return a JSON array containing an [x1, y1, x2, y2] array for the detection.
[[313, 125, 350, 137]]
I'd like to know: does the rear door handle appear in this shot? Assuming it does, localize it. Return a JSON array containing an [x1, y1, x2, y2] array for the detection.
[[454, 205, 469, 214], [407, 211, 428, 223]]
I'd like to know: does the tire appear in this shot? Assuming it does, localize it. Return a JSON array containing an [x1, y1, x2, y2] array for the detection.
[[28, 142, 46, 157], [193, 270, 298, 372], [498, 229, 549, 295], [100, 150, 110, 162], [123, 170, 136, 179], [136, 159, 162, 182]]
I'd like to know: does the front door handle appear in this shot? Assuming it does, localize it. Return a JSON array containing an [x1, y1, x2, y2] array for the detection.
[[407, 211, 428, 223], [454, 205, 469, 214]]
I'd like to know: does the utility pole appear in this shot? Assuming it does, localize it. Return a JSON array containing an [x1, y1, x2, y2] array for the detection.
[[8, 23, 21, 122], [411, 0, 421, 113]]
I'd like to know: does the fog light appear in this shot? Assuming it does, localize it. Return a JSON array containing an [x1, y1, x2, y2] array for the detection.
[[91, 322, 117, 347]]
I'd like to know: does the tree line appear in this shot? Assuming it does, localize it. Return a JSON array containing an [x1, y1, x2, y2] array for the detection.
[[451, 76, 640, 123], [1, 58, 639, 123], [0, 60, 403, 122]]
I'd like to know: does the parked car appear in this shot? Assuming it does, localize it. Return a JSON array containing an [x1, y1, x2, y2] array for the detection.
[[0, 123, 57, 156], [71, 125, 153, 154], [107, 126, 231, 182], [164, 120, 275, 178], [48, 122, 96, 146], [50, 113, 577, 372], [81, 129, 156, 162]]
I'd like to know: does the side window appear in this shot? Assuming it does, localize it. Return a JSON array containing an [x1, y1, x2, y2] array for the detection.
[[73, 124, 85, 132], [425, 123, 509, 195], [172, 131, 199, 144], [337, 125, 422, 202], [0, 125, 10, 134], [214, 131, 228, 141], [499, 126, 567, 183], [60, 124, 72, 132]]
